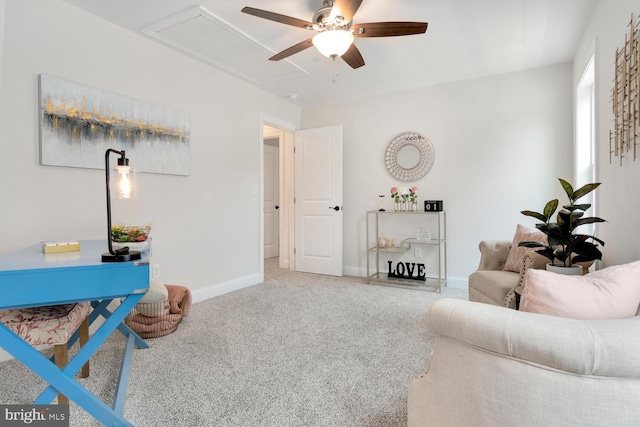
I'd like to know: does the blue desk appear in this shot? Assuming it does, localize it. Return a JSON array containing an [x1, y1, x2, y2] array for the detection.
[[0, 240, 149, 426]]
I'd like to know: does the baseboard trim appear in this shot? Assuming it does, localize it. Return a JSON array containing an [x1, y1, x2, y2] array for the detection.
[[191, 274, 261, 304], [445, 276, 467, 289]]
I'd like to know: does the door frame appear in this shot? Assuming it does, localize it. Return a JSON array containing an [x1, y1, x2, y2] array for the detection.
[[259, 114, 296, 281]]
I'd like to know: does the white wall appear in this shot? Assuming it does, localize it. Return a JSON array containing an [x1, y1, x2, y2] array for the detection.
[[573, 0, 640, 267], [0, 0, 299, 299], [0, 0, 592, 293], [301, 64, 574, 285]]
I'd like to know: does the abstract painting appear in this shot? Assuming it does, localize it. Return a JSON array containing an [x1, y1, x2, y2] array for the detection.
[[39, 75, 191, 175]]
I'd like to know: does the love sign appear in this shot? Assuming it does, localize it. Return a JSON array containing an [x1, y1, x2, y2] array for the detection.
[[387, 261, 426, 282]]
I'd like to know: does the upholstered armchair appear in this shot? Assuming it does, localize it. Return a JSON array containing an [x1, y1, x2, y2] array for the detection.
[[468, 240, 548, 308], [408, 298, 640, 427]]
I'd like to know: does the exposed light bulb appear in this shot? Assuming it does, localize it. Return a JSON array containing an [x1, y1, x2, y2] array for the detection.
[[116, 165, 132, 199]]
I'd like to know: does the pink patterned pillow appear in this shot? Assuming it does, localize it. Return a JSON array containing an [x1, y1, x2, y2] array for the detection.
[[504, 224, 548, 272], [520, 261, 640, 319]]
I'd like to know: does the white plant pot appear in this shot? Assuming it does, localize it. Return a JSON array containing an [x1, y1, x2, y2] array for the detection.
[[545, 263, 583, 275]]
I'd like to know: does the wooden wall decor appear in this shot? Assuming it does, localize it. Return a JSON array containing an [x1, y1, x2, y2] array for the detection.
[[610, 13, 640, 166]]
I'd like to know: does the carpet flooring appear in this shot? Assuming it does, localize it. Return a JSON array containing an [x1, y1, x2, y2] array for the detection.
[[0, 259, 468, 426]]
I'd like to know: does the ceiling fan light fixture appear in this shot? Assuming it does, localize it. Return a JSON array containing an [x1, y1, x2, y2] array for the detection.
[[241, 2, 428, 69], [312, 30, 354, 58]]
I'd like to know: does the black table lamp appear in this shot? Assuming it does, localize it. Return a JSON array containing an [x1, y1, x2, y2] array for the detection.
[[102, 149, 141, 262]]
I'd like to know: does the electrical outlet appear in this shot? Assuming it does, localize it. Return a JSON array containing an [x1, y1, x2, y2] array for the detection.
[[414, 247, 422, 258], [152, 264, 161, 278]]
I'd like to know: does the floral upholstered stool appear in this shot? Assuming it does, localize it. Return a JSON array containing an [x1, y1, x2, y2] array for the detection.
[[0, 302, 91, 404]]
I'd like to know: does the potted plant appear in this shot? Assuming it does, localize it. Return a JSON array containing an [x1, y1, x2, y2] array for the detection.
[[111, 224, 152, 253], [519, 178, 605, 273]]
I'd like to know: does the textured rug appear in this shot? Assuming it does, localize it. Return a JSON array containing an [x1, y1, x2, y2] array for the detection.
[[0, 259, 468, 426]]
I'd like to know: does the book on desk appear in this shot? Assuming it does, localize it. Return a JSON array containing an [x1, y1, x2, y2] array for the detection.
[[42, 241, 80, 254]]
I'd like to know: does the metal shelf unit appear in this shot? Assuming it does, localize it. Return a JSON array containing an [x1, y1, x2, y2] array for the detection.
[[366, 210, 447, 292]]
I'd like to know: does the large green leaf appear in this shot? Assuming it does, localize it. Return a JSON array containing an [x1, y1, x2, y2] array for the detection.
[[557, 210, 583, 230], [572, 254, 601, 263], [521, 210, 547, 222], [573, 233, 605, 246], [518, 241, 547, 248], [559, 178, 574, 199], [571, 235, 589, 245], [570, 203, 591, 212], [546, 223, 563, 234], [558, 210, 583, 220], [571, 241, 603, 261], [535, 223, 549, 233], [572, 182, 601, 201], [573, 217, 605, 228], [547, 224, 570, 246], [535, 247, 556, 261], [543, 199, 558, 220]]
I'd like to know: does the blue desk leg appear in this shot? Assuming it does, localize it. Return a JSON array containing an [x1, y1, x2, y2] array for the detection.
[[90, 300, 150, 349], [33, 293, 145, 425], [113, 333, 136, 415], [0, 324, 134, 427]]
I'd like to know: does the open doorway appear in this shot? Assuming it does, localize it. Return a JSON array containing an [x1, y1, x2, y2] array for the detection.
[[263, 125, 280, 260], [262, 123, 294, 273], [260, 119, 344, 279]]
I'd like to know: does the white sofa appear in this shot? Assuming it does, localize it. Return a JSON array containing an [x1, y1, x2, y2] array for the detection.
[[407, 298, 640, 427]]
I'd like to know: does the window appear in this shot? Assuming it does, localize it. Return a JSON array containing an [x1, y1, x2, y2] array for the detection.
[[575, 55, 596, 234]]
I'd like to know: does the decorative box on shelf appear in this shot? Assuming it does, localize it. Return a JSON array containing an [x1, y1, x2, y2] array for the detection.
[[424, 200, 443, 212]]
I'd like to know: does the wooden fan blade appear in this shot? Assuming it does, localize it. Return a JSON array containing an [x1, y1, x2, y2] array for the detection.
[[330, 0, 364, 23], [241, 7, 314, 29], [341, 43, 365, 69], [269, 38, 314, 61], [353, 22, 428, 38]]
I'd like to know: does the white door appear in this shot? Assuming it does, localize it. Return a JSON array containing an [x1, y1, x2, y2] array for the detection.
[[264, 144, 279, 259], [294, 125, 343, 276]]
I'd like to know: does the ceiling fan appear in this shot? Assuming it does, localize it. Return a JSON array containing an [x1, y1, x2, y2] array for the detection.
[[241, 0, 428, 69]]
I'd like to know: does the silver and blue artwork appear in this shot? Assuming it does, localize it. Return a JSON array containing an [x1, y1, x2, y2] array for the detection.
[[39, 75, 191, 175]]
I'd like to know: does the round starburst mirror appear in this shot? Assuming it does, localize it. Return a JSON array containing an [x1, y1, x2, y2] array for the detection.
[[384, 132, 435, 182]]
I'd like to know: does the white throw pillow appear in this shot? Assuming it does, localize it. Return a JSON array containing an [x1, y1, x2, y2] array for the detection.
[[520, 260, 640, 319], [139, 279, 168, 304]]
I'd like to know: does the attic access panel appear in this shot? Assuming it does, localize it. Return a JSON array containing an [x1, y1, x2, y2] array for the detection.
[[142, 6, 309, 84]]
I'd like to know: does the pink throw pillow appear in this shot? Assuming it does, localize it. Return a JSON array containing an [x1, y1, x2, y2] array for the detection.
[[504, 224, 548, 273], [520, 260, 640, 319]]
